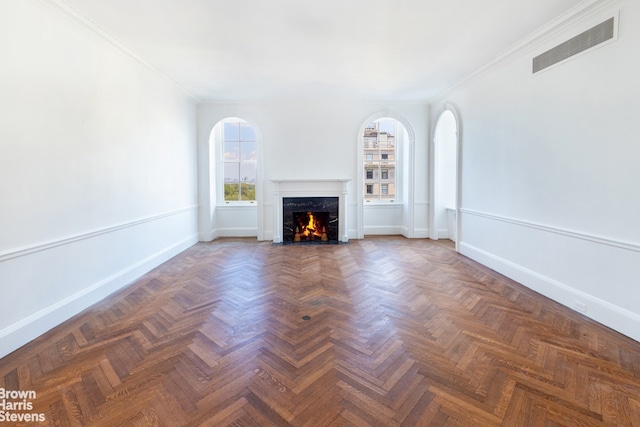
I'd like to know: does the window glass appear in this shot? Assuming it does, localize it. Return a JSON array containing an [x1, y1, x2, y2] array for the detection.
[[239, 163, 256, 201], [363, 118, 397, 202], [241, 141, 257, 161], [224, 163, 240, 201], [239, 122, 256, 141], [224, 141, 240, 161], [223, 122, 240, 141], [221, 118, 257, 202], [240, 162, 256, 184]]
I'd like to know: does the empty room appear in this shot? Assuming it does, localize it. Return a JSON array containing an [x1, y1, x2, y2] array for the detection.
[[1, 0, 639, 425]]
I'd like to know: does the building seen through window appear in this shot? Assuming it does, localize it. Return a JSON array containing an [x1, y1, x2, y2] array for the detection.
[[363, 119, 397, 202], [222, 118, 257, 201]]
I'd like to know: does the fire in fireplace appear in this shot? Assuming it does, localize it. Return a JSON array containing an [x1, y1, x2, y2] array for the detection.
[[282, 197, 339, 244], [293, 211, 330, 242]]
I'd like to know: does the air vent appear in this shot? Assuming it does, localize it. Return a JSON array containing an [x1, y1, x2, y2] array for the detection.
[[533, 17, 615, 73]]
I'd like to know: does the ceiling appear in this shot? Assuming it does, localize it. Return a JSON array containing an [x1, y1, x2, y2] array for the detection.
[[62, 0, 586, 102]]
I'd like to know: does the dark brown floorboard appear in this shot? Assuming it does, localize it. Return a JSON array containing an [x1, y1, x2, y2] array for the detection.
[[2, 237, 640, 426]]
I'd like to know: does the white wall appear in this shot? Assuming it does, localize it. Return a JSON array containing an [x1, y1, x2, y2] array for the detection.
[[0, 1, 198, 357], [430, 0, 640, 341], [197, 101, 430, 241]]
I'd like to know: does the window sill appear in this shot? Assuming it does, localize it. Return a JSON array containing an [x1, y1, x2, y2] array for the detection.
[[217, 202, 258, 208], [364, 201, 402, 207]]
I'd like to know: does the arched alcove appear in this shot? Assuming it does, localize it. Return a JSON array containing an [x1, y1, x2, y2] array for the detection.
[[200, 116, 263, 241], [357, 113, 416, 239], [432, 107, 460, 248]]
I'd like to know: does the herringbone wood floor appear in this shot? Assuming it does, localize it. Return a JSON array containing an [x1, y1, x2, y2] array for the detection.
[[2, 237, 640, 426]]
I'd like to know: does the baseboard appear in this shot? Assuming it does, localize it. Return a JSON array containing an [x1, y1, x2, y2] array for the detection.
[[437, 228, 449, 239], [199, 230, 216, 242], [0, 234, 198, 358], [214, 227, 258, 238], [460, 242, 640, 343], [364, 226, 404, 235], [413, 228, 429, 238]]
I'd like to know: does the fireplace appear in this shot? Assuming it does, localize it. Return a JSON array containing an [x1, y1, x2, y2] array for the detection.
[[271, 179, 350, 244], [283, 197, 339, 244]]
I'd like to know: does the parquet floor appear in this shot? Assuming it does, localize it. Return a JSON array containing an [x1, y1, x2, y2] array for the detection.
[[2, 237, 640, 426]]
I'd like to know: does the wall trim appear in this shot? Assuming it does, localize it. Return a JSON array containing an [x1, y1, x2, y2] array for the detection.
[[460, 209, 640, 253], [216, 204, 259, 211], [437, 228, 450, 239], [0, 233, 198, 358], [363, 203, 404, 210], [414, 228, 429, 239], [200, 230, 216, 242], [460, 242, 640, 343], [429, 0, 617, 102], [33, 0, 200, 103], [214, 227, 258, 238], [364, 226, 404, 235], [0, 205, 199, 262]]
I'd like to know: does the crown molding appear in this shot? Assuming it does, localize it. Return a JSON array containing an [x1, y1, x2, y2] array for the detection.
[[429, 0, 618, 103], [33, 0, 201, 103]]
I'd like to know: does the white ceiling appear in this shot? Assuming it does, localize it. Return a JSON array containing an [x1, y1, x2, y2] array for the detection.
[[62, 0, 586, 102]]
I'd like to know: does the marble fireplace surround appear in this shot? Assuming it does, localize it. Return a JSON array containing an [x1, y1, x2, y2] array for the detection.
[[272, 179, 350, 243]]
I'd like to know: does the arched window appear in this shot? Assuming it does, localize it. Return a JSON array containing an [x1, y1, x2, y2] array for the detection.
[[214, 118, 257, 203], [363, 118, 401, 203], [358, 114, 415, 239]]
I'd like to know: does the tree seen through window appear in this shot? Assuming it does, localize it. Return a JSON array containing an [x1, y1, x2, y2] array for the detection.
[[223, 119, 257, 201]]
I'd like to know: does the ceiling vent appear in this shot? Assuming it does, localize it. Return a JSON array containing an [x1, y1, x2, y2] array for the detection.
[[532, 16, 615, 73]]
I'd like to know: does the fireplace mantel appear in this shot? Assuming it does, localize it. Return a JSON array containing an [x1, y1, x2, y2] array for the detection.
[[272, 179, 350, 243]]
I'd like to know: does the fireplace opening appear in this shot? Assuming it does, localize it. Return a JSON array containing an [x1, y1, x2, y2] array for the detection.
[[283, 197, 339, 244], [293, 211, 330, 242]]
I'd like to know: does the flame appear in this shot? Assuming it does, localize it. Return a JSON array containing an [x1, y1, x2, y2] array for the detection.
[[306, 212, 316, 232], [299, 212, 324, 238]]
